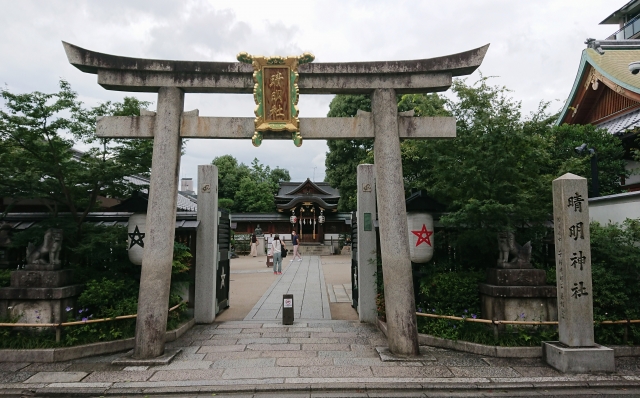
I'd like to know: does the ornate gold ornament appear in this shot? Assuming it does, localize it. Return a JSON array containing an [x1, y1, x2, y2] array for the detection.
[[585, 69, 602, 91], [237, 52, 315, 147]]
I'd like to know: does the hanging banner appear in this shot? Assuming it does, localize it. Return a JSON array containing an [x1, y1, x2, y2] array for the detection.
[[407, 212, 434, 263]]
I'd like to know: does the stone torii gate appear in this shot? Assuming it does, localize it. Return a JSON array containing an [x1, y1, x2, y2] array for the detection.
[[63, 42, 488, 359]]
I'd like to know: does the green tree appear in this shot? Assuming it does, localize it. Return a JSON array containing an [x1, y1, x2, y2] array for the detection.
[[233, 177, 276, 213], [0, 80, 152, 231], [544, 123, 627, 197], [325, 93, 448, 211], [212, 155, 290, 213]]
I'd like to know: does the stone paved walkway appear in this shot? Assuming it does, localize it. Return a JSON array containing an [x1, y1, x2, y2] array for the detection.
[[3, 320, 640, 396], [244, 256, 331, 321], [328, 283, 353, 303]]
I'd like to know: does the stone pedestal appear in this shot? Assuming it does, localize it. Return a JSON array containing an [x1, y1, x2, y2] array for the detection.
[[257, 239, 265, 257], [479, 268, 557, 323], [543, 342, 614, 373], [0, 268, 83, 324]]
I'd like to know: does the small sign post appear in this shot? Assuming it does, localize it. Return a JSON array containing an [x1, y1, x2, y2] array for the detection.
[[283, 294, 294, 325]]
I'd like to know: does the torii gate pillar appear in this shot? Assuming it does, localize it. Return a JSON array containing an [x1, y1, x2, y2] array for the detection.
[[134, 87, 184, 359], [373, 89, 419, 356]]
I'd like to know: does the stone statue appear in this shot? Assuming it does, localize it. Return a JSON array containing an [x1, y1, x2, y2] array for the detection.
[[254, 224, 263, 237], [497, 231, 532, 269], [27, 228, 63, 266]]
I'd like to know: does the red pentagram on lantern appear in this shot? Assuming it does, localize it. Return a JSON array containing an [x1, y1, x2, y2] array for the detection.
[[411, 224, 433, 247]]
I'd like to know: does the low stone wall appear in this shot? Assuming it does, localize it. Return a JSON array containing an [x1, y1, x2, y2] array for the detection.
[[376, 318, 640, 358], [0, 318, 195, 362]]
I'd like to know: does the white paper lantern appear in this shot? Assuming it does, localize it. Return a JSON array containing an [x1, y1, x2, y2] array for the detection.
[[290, 215, 297, 224], [407, 212, 434, 263], [127, 213, 147, 265]]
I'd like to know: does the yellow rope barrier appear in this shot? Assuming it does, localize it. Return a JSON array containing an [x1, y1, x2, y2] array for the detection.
[[415, 312, 639, 326], [0, 302, 185, 328]]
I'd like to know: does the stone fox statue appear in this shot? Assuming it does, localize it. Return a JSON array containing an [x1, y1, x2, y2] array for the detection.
[[26, 228, 63, 265], [497, 231, 532, 269]]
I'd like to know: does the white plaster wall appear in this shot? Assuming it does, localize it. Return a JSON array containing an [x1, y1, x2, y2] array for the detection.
[[589, 191, 640, 225]]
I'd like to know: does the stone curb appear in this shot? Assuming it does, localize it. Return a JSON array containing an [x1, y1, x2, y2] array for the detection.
[[0, 318, 195, 363], [12, 380, 640, 397], [377, 318, 640, 358]]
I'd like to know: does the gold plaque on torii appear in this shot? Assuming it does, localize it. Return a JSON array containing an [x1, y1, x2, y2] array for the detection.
[[237, 52, 315, 147]]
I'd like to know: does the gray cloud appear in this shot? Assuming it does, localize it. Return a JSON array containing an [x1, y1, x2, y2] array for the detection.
[[0, 0, 621, 185]]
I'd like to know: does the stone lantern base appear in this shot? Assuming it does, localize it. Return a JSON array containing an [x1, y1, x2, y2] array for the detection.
[[479, 268, 557, 323], [0, 269, 83, 325]]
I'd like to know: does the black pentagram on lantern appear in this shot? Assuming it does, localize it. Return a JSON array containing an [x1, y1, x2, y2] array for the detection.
[[128, 226, 145, 249]]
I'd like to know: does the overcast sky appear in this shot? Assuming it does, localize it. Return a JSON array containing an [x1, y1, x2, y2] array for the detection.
[[0, 0, 620, 184]]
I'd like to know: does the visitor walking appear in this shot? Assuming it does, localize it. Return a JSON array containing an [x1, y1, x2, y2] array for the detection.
[[250, 233, 257, 257], [290, 230, 302, 262], [271, 234, 285, 275]]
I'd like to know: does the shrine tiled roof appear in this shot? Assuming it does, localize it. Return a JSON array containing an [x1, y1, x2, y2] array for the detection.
[[124, 175, 197, 212], [557, 41, 640, 125], [597, 107, 640, 135]]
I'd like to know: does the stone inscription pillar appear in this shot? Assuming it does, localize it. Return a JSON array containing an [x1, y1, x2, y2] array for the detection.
[[372, 89, 419, 356], [134, 87, 184, 359], [552, 173, 594, 346], [356, 164, 378, 323], [195, 165, 219, 323], [544, 172, 614, 373]]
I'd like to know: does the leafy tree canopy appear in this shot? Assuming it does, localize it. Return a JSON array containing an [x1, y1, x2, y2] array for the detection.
[[212, 155, 290, 213], [0, 80, 152, 232]]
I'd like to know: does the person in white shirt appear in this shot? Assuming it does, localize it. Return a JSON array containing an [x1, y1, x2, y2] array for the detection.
[[271, 234, 285, 275]]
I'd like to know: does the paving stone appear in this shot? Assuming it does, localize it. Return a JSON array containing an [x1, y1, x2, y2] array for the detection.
[[25, 371, 87, 383], [291, 328, 333, 333], [152, 360, 213, 370], [247, 344, 301, 351], [20, 362, 72, 372], [223, 366, 298, 379], [82, 370, 155, 382], [512, 366, 561, 377], [172, 345, 200, 354], [0, 371, 36, 383], [339, 358, 424, 367], [211, 358, 276, 368], [448, 366, 521, 378], [204, 351, 263, 360], [302, 344, 351, 351], [299, 366, 372, 378], [198, 345, 247, 353], [211, 328, 244, 335], [432, 355, 489, 367], [123, 366, 149, 371], [311, 332, 357, 338], [237, 338, 289, 344], [260, 350, 318, 358], [370, 366, 454, 378], [210, 333, 256, 339], [262, 331, 311, 338], [173, 353, 206, 361], [0, 362, 30, 372], [199, 339, 239, 346], [481, 357, 547, 367], [318, 350, 378, 358], [290, 338, 340, 344], [216, 323, 262, 329], [149, 368, 225, 381], [276, 357, 334, 367], [66, 363, 124, 372], [338, 337, 370, 344]]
